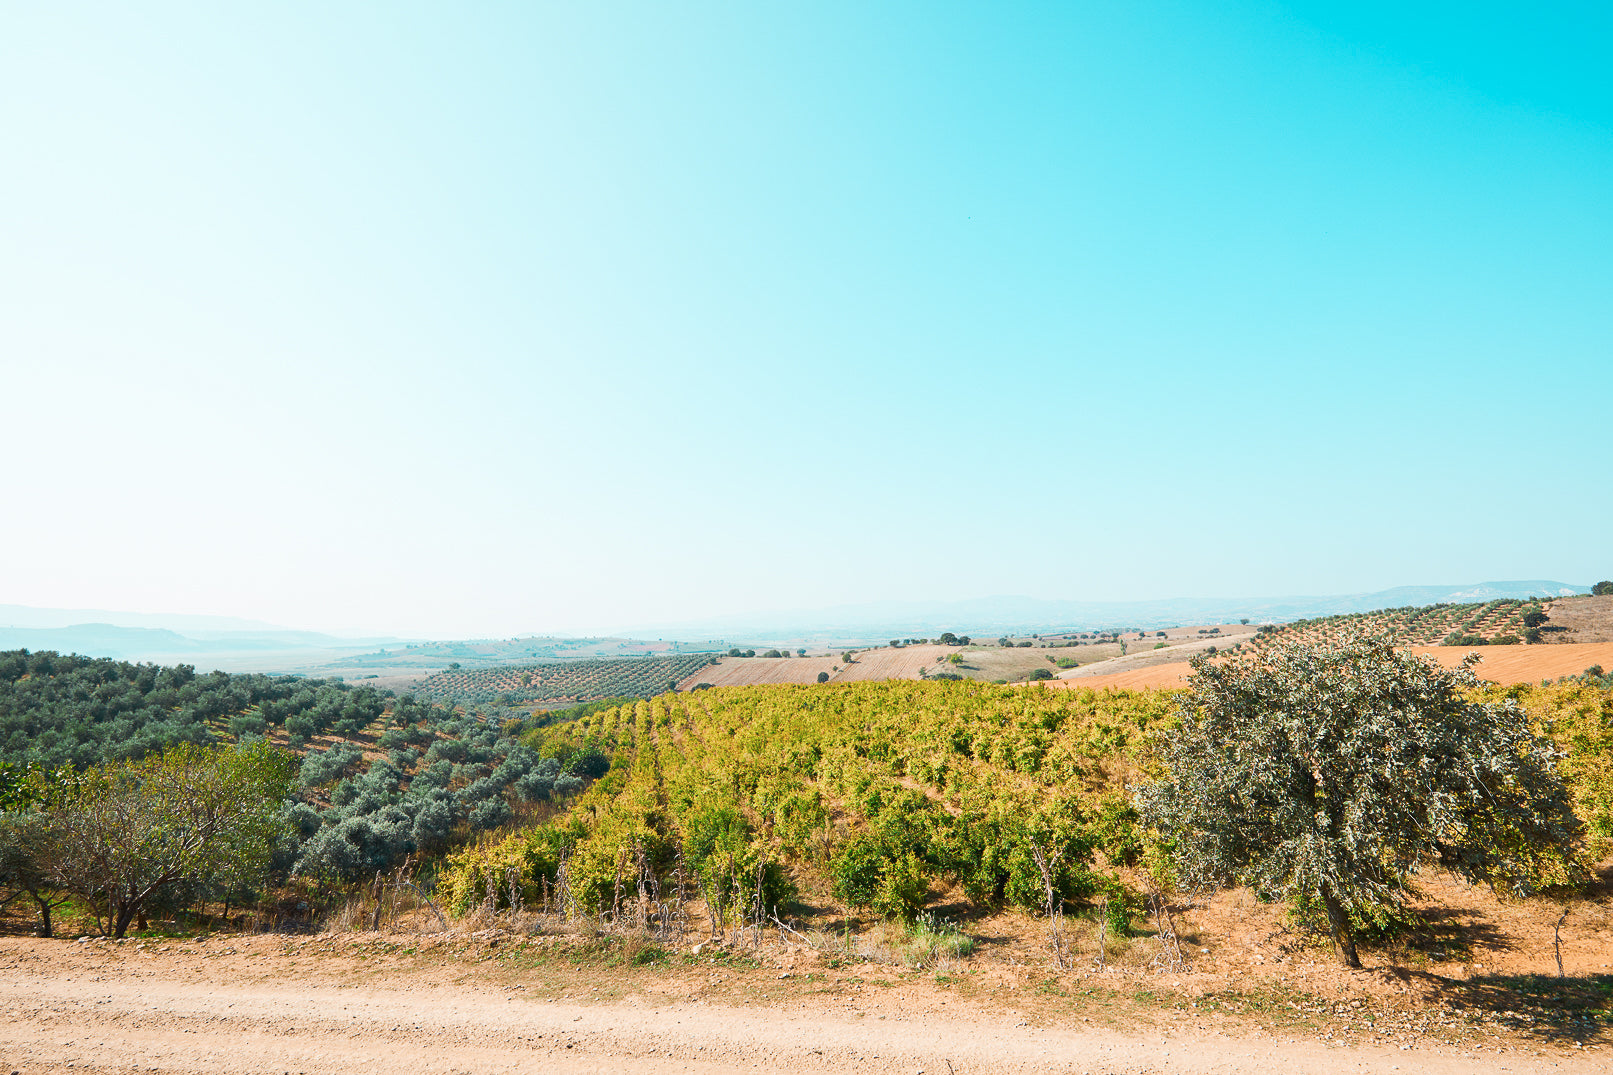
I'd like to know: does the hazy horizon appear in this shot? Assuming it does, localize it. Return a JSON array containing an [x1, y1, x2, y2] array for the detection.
[[0, 578, 1593, 647], [4, 4, 1609, 638]]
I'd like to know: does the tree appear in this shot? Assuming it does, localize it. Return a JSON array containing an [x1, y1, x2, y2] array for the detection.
[[1137, 639, 1582, 968], [1594, 581, 1613, 596], [816, 672, 830, 684], [938, 632, 959, 646], [0, 762, 75, 937], [50, 741, 297, 938]]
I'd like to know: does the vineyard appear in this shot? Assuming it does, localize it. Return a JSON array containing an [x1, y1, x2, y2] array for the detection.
[[1250, 598, 1543, 648], [413, 654, 719, 705], [443, 679, 1172, 925], [439, 675, 1613, 946]]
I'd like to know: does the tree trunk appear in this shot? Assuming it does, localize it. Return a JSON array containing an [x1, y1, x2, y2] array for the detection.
[[33, 893, 53, 938], [1321, 885, 1360, 969], [113, 899, 138, 939]]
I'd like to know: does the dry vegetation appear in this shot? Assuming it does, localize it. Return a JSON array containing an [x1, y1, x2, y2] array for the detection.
[[1542, 595, 1613, 644], [5, 857, 1609, 1074]]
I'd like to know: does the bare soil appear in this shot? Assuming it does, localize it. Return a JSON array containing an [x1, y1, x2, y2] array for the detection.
[[1408, 642, 1613, 682], [684, 631, 1265, 692], [1045, 662, 1197, 691], [1047, 642, 1613, 693], [1541, 595, 1613, 645], [6, 863, 1609, 1075]]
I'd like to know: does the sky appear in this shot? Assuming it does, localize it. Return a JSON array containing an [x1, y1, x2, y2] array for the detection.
[[2, 2, 1610, 639]]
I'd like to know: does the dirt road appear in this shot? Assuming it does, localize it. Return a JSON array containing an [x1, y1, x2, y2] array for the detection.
[[1, 934, 1601, 1075]]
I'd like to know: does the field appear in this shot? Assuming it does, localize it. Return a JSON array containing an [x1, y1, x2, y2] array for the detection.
[[678, 630, 1259, 690], [1054, 641, 1613, 692], [413, 654, 720, 704], [1542, 595, 1613, 643], [675, 644, 1079, 689], [1252, 599, 1542, 648]]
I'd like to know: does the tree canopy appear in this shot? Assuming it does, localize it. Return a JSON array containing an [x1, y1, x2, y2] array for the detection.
[[48, 740, 298, 937], [1137, 639, 1583, 967]]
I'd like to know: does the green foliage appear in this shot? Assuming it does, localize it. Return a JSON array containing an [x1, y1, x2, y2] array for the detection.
[[437, 822, 581, 913], [1494, 681, 1613, 857], [1593, 581, 1613, 597], [1256, 599, 1544, 650], [416, 655, 715, 706], [1138, 639, 1584, 967], [48, 740, 298, 937], [476, 683, 1172, 925], [0, 649, 380, 769], [898, 911, 977, 966]]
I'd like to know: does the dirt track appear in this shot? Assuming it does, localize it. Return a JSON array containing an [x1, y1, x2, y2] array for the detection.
[[2, 932, 1605, 1075]]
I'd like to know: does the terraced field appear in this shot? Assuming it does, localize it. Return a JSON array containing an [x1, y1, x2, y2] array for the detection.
[[414, 654, 719, 705]]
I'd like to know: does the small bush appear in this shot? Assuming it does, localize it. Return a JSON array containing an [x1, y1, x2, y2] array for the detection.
[[897, 912, 976, 967]]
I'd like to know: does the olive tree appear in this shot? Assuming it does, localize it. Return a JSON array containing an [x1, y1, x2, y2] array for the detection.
[[1136, 639, 1582, 968], [51, 740, 296, 937]]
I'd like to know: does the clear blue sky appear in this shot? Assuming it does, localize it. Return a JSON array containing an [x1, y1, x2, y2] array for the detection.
[[3, 2, 1609, 637]]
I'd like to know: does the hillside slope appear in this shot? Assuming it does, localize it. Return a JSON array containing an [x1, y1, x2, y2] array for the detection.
[[1052, 642, 1613, 691]]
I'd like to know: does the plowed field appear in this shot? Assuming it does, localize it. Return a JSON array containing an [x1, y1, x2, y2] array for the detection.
[[1409, 642, 1613, 682], [1042, 643, 1613, 692]]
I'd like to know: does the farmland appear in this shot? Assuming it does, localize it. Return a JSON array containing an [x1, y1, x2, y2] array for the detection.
[[6, 655, 1613, 1070], [1540, 594, 1613, 643], [413, 654, 719, 705], [674, 630, 1258, 690], [1250, 598, 1542, 648], [1052, 641, 1613, 692], [459, 672, 1612, 927]]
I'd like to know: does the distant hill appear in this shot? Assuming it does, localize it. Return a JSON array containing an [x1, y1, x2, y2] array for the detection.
[[0, 603, 287, 633], [3, 580, 1591, 673], [0, 623, 203, 658], [630, 581, 1591, 641]]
